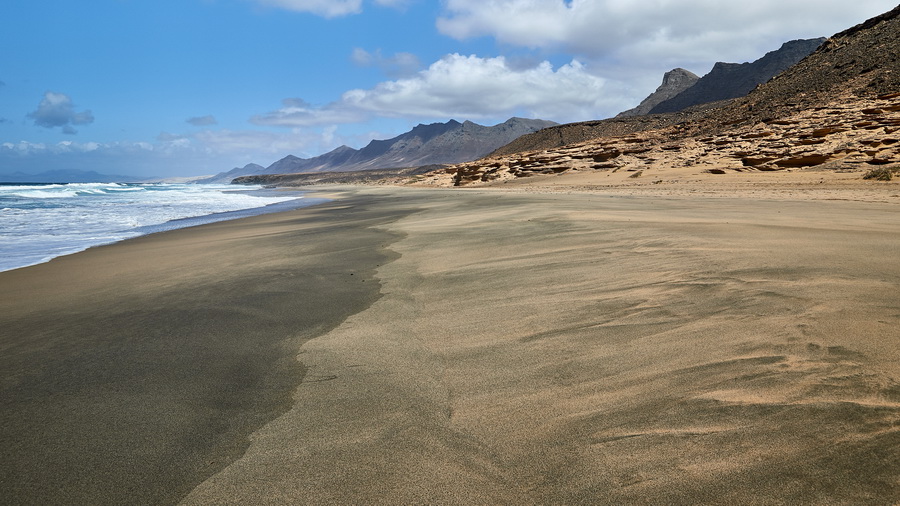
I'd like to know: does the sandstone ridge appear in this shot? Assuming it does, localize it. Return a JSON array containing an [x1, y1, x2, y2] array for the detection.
[[423, 93, 900, 186]]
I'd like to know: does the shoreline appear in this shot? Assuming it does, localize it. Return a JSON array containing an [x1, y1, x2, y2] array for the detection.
[[0, 189, 411, 504], [0, 185, 322, 274], [2, 185, 899, 503]]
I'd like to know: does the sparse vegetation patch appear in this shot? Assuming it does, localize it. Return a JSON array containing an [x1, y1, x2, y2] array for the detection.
[[863, 166, 900, 180]]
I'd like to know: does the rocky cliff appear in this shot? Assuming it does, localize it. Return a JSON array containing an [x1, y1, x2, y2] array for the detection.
[[649, 38, 825, 114], [428, 5, 900, 185], [616, 68, 699, 117]]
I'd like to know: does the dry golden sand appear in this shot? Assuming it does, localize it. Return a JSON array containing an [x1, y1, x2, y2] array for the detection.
[[179, 183, 900, 504]]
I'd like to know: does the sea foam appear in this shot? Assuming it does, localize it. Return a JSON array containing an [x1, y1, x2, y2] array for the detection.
[[0, 182, 311, 272]]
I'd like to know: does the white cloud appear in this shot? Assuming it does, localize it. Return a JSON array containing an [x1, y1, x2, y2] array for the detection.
[[351, 48, 421, 77], [436, 1, 898, 69], [0, 140, 150, 156], [372, 0, 413, 8], [28, 91, 94, 134], [344, 54, 618, 120], [253, 0, 362, 17], [0, 127, 349, 177], [250, 97, 366, 127], [2, 141, 48, 154], [187, 115, 218, 126], [250, 0, 412, 16], [255, 54, 625, 126], [192, 129, 317, 155]]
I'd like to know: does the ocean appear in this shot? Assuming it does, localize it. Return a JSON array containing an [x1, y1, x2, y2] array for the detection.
[[0, 182, 321, 272]]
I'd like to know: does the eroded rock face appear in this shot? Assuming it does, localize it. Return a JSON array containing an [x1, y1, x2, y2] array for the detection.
[[423, 93, 900, 186], [617, 69, 700, 118], [492, 7, 900, 160], [417, 7, 900, 187], [649, 38, 826, 115]]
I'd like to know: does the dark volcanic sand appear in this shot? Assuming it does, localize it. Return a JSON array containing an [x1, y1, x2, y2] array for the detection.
[[0, 193, 409, 505]]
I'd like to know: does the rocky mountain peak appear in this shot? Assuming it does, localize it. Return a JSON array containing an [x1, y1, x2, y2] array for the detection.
[[208, 117, 557, 181], [648, 37, 825, 114], [616, 68, 700, 118], [661, 68, 699, 87]]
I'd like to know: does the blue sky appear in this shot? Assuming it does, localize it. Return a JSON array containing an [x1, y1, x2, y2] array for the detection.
[[1, 0, 896, 178]]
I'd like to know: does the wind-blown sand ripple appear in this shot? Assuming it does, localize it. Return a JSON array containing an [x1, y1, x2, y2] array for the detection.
[[181, 187, 899, 505]]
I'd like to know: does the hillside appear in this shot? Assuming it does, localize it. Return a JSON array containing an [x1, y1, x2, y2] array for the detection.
[[700, 5, 900, 130], [495, 38, 825, 157], [616, 68, 699, 117], [424, 5, 900, 186], [233, 165, 441, 186], [649, 38, 825, 114], [489, 101, 722, 157]]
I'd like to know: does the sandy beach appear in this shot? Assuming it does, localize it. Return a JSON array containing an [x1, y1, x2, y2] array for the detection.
[[2, 184, 899, 504], [0, 194, 408, 504]]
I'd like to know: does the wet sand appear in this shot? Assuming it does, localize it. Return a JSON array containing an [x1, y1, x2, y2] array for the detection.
[[0, 193, 410, 504], [2, 186, 899, 504]]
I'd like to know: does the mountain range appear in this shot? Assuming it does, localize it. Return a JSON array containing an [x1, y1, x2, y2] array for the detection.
[[615, 38, 823, 119], [616, 68, 700, 117], [202, 117, 556, 183], [646, 38, 825, 114], [227, 9, 897, 186], [492, 37, 828, 157], [438, 5, 900, 185]]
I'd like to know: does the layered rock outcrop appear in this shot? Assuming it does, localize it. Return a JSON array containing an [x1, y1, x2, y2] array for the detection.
[[458, 6, 900, 186], [427, 93, 900, 186]]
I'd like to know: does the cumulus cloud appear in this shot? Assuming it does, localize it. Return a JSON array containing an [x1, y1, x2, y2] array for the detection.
[[254, 54, 624, 126], [1, 139, 150, 156], [352, 48, 421, 78], [187, 115, 218, 126], [28, 91, 94, 133], [1, 126, 350, 177], [436, 1, 897, 69], [2, 128, 339, 160], [372, 0, 413, 8], [251, 0, 410, 16], [251, 97, 366, 127], [191, 128, 335, 156], [344, 54, 618, 120]]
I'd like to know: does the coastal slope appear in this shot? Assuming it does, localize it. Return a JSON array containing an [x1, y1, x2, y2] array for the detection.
[[434, 5, 900, 186]]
